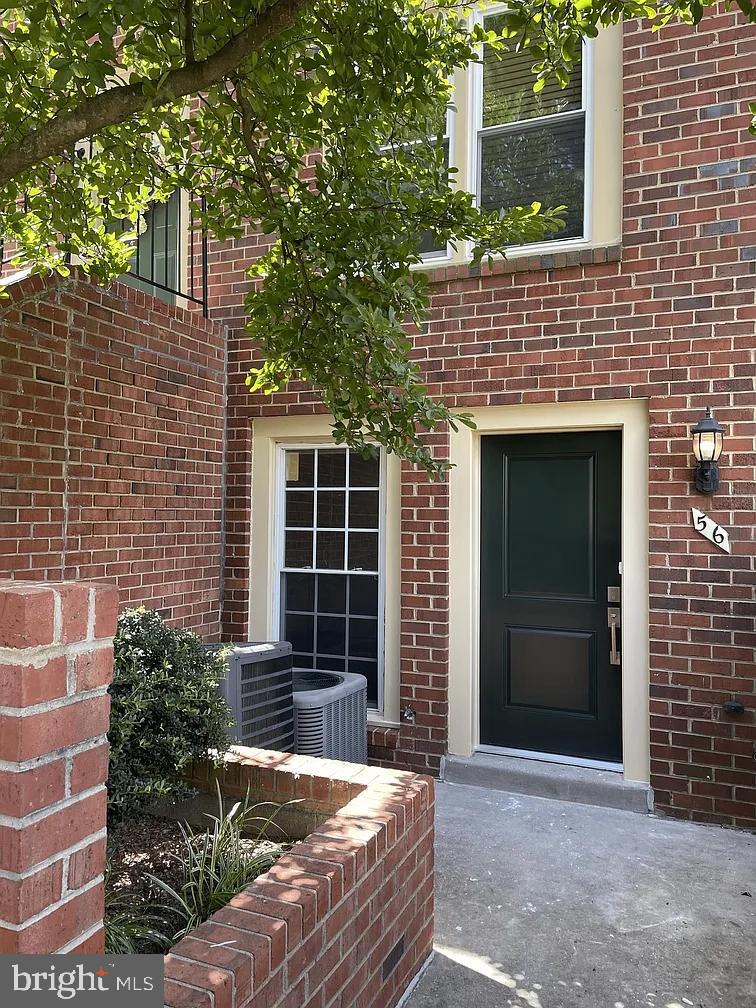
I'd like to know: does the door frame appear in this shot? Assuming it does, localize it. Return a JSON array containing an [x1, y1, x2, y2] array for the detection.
[[448, 399, 650, 784]]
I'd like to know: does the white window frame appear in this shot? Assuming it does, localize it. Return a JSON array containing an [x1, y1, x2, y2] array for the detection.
[[468, 4, 595, 257], [273, 442, 388, 714], [408, 9, 625, 273]]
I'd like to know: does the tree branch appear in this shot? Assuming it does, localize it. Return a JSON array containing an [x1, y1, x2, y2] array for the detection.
[[0, 0, 312, 188]]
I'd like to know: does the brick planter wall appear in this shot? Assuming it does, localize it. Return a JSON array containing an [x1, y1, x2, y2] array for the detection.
[[0, 579, 116, 953], [165, 749, 435, 1008], [0, 272, 226, 634]]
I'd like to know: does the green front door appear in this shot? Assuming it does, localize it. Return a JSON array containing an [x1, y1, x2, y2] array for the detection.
[[480, 431, 622, 762]]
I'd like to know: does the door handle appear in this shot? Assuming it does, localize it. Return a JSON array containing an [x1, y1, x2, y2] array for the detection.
[[608, 606, 621, 666]]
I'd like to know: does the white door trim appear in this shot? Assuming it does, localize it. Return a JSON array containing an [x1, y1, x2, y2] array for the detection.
[[447, 399, 650, 785]]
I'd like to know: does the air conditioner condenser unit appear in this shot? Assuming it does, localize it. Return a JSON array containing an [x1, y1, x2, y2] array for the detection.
[[293, 669, 368, 764], [211, 641, 295, 752]]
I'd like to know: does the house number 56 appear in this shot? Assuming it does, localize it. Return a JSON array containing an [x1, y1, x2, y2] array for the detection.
[[691, 508, 731, 554]]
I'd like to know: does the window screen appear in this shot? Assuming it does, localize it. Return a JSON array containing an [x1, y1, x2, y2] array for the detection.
[[280, 447, 382, 707], [479, 14, 586, 242]]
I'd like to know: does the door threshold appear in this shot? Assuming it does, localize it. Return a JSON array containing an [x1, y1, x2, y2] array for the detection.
[[444, 751, 653, 814], [477, 745, 623, 774]]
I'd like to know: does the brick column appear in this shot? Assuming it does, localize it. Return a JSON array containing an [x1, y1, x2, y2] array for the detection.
[[0, 580, 117, 954]]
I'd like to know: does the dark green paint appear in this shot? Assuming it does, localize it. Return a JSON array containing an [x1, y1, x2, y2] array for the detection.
[[480, 431, 622, 761]]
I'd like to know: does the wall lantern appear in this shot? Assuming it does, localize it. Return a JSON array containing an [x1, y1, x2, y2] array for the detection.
[[691, 407, 725, 494]]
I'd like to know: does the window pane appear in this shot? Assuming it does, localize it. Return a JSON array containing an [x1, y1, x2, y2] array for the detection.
[[316, 531, 345, 569], [317, 490, 346, 528], [349, 451, 380, 488], [318, 655, 346, 672], [483, 16, 582, 128], [286, 491, 313, 528], [349, 490, 379, 529], [286, 450, 314, 487], [131, 191, 180, 288], [317, 616, 347, 655], [318, 574, 347, 614], [293, 653, 314, 668], [348, 532, 378, 571], [419, 137, 451, 256], [285, 613, 313, 653], [284, 530, 313, 568], [480, 116, 585, 241], [317, 449, 346, 487], [349, 618, 378, 660], [349, 659, 378, 707], [349, 575, 378, 616], [284, 572, 315, 612]]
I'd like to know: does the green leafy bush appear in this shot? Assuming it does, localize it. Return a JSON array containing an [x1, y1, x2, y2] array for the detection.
[[108, 608, 232, 820], [148, 786, 289, 944]]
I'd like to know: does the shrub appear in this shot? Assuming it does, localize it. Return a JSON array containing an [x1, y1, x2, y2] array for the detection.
[[148, 785, 288, 944], [104, 883, 171, 955], [108, 608, 232, 820]]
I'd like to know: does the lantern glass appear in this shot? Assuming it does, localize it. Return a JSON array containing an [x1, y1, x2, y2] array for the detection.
[[693, 430, 723, 463]]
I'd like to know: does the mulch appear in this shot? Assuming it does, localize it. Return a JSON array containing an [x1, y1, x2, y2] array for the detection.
[[108, 813, 188, 902]]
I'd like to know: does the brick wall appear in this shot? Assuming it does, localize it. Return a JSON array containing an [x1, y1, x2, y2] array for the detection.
[[0, 272, 226, 634], [166, 748, 434, 1008], [207, 10, 756, 827], [0, 579, 116, 953]]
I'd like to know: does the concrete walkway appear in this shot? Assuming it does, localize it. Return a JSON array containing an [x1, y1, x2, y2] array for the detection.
[[406, 782, 756, 1008]]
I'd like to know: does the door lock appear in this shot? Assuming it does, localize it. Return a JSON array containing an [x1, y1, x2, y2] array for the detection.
[[607, 588, 621, 666]]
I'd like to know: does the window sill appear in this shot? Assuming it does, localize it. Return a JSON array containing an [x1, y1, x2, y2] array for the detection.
[[412, 240, 622, 279], [367, 713, 402, 730]]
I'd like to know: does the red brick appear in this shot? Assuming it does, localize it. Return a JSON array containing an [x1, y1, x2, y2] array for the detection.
[[70, 742, 110, 795], [68, 837, 106, 891], [0, 657, 67, 707], [0, 694, 110, 761], [58, 583, 90, 644], [92, 584, 119, 639], [0, 760, 65, 816], [0, 585, 54, 648], [74, 645, 113, 691], [0, 861, 63, 924], [0, 790, 106, 873], [5, 882, 104, 954]]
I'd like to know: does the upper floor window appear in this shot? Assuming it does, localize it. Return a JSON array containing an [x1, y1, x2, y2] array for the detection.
[[118, 190, 209, 315], [476, 11, 587, 244], [123, 190, 181, 299], [409, 18, 621, 265]]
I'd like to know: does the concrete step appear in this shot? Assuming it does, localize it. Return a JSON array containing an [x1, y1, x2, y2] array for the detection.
[[442, 752, 653, 814]]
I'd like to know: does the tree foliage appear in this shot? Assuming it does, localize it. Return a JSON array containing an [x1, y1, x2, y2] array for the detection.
[[1, 0, 753, 473]]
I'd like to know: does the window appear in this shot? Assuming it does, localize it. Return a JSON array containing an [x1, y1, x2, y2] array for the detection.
[[381, 109, 453, 261], [113, 190, 209, 314], [419, 115, 452, 260], [402, 19, 622, 267], [277, 446, 384, 709], [476, 11, 587, 243], [122, 190, 180, 300]]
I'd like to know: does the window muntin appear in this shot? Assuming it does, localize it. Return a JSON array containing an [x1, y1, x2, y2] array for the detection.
[[278, 446, 383, 709], [477, 12, 587, 243]]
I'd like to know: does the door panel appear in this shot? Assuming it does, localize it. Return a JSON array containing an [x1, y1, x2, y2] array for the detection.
[[480, 431, 622, 762]]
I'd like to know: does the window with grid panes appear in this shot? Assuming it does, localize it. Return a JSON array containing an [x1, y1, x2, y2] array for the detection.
[[478, 12, 586, 242], [279, 447, 382, 708]]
